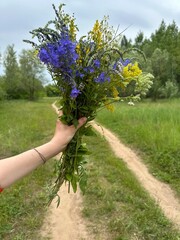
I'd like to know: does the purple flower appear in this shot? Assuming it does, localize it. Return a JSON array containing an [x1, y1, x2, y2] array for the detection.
[[70, 87, 81, 98], [38, 34, 79, 81], [120, 58, 131, 66], [76, 71, 85, 78], [113, 58, 131, 70], [94, 59, 100, 68], [84, 66, 94, 73], [94, 72, 110, 83], [38, 48, 50, 64]]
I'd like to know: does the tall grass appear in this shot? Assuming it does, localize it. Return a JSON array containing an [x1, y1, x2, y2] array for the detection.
[[0, 98, 57, 240], [96, 99, 180, 196]]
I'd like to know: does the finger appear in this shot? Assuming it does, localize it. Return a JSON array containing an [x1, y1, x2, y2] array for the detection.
[[77, 117, 87, 129], [58, 109, 63, 117]]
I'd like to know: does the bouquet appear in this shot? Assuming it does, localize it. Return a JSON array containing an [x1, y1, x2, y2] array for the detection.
[[24, 4, 153, 206]]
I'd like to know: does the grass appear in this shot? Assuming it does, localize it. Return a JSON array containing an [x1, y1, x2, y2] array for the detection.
[[0, 98, 179, 239], [96, 98, 180, 197], [0, 98, 57, 240], [83, 133, 180, 240]]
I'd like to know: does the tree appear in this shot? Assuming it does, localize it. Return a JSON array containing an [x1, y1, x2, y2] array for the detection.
[[148, 48, 171, 100], [149, 21, 180, 90], [121, 35, 132, 49], [134, 31, 144, 49], [0, 76, 6, 100], [3, 45, 21, 99], [19, 49, 45, 100], [45, 83, 59, 97]]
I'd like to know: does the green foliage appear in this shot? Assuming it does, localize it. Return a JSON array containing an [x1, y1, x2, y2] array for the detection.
[[148, 48, 171, 100], [19, 49, 45, 100], [45, 83, 59, 97], [136, 20, 180, 98], [3, 45, 21, 99], [1, 45, 46, 100], [159, 80, 179, 98], [0, 76, 6, 100], [134, 31, 144, 49]]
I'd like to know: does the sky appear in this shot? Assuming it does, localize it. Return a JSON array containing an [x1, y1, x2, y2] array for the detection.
[[0, 0, 180, 56]]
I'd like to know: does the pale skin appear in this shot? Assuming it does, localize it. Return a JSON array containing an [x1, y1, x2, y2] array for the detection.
[[0, 117, 87, 189]]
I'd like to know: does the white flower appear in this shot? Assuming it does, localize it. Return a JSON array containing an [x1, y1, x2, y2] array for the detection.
[[128, 101, 135, 106]]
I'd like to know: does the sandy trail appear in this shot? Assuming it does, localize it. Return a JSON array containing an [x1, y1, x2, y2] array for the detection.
[[41, 104, 180, 239], [92, 121, 180, 228], [41, 182, 91, 240]]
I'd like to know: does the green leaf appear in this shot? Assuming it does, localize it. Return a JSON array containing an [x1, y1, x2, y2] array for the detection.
[[65, 173, 72, 181], [73, 118, 79, 128], [71, 175, 78, 193], [84, 125, 97, 136], [79, 173, 88, 194]]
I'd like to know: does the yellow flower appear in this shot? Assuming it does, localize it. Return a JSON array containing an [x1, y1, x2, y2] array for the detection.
[[104, 101, 115, 112], [76, 44, 83, 64], [76, 44, 81, 55], [34, 49, 39, 57], [112, 86, 119, 98], [90, 20, 102, 48], [123, 62, 142, 79], [69, 19, 76, 41]]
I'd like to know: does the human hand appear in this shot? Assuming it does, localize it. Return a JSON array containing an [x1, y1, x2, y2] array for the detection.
[[50, 116, 87, 152]]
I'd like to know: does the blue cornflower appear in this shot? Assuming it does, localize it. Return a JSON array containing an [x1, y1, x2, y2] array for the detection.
[[94, 72, 110, 83], [70, 87, 81, 98]]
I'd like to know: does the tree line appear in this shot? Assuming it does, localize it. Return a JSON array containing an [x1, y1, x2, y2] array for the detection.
[[0, 45, 47, 100], [122, 20, 180, 100], [0, 20, 180, 101]]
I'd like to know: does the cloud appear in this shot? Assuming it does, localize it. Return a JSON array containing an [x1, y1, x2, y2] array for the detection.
[[0, 0, 179, 55]]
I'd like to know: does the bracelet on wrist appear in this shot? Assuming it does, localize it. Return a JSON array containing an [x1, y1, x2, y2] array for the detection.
[[34, 148, 47, 164]]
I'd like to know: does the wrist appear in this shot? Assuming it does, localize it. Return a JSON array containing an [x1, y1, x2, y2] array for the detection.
[[48, 138, 65, 155]]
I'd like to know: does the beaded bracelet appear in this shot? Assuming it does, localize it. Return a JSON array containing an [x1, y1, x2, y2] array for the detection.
[[34, 148, 46, 164]]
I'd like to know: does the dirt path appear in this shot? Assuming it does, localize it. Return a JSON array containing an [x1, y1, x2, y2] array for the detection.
[[41, 104, 93, 240], [41, 181, 91, 240], [41, 104, 180, 239], [92, 122, 180, 229]]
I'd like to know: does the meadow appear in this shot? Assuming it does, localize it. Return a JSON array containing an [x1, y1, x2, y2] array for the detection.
[[0, 99, 56, 240], [96, 99, 180, 197], [0, 98, 179, 239]]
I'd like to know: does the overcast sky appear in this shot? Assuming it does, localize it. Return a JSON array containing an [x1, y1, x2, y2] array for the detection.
[[0, 0, 180, 55]]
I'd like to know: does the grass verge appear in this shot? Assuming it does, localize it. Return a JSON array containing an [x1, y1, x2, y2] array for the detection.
[[0, 98, 56, 240], [83, 133, 180, 240]]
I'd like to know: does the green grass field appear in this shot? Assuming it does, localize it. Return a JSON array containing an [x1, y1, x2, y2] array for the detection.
[[96, 99, 180, 197], [0, 99, 56, 240], [0, 98, 179, 239], [83, 134, 180, 240]]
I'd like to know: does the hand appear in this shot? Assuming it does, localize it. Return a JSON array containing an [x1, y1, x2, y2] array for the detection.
[[50, 117, 87, 152]]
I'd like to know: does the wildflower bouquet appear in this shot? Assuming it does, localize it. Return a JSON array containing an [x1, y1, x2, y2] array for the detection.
[[24, 4, 153, 205]]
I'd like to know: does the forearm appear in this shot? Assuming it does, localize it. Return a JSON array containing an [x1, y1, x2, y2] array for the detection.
[[0, 117, 86, 189], [0, 140, 61, 188]]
